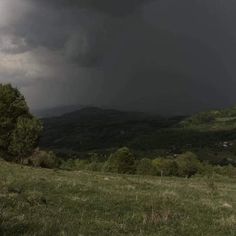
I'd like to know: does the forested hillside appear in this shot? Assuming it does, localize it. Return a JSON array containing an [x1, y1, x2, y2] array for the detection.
[[40, 106, 236, 164], [40, 107, 183, 151]]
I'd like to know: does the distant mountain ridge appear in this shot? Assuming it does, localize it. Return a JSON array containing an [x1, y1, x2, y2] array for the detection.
[[40, 106, 236, 159], [40, 106, 183, 151], [32, 105, 85, 118]]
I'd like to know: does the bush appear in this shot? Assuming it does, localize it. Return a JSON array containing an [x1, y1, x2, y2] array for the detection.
[[136, 158, 156, 175], [152, 158, 178, 176], [9, 117, 42, 161], [86, 161, 104, 172], [0, 150, 9, 161], [28, 150, 59, 169], [212, 165, 236, 178], [176, 152, 203, 177], [103, 147, 136, 174], [60, 159, 91, 171], [60, 159, 77, 170]]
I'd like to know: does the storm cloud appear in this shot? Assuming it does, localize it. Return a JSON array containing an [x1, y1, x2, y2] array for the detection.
[[0, 0, 235, 114]]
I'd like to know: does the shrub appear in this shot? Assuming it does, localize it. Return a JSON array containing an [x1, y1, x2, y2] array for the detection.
[[28, 150, 59, 169], [73, 159, 89, 170], [152, 158, 178, 176], [136, 158, 156, 175], [60, 159, 77, 170], [103, 147, 136, 174], [212, 165, 236, 178], [86, 161, 103, 172], [199, 162, 214, 177], [176, 152, 203, 177], [88, 152, 100, 162], [60, 159, 91, 171], [0, 150, 9, 161], [9, 117, 42, 161]]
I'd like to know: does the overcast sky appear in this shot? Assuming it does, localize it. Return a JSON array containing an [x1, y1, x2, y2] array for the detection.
[[0, 0, 236, 114]]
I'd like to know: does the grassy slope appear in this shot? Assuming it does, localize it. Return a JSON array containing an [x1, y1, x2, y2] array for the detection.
[[1, 160, 236, 235], [181, 106, 236, 131]]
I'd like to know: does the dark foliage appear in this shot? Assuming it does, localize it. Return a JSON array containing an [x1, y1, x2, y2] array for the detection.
[[0, 84, 42, 162]]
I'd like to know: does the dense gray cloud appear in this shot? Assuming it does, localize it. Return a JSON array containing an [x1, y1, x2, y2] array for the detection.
[[33, 0, 154, 17], [0, 0, 235, 114]]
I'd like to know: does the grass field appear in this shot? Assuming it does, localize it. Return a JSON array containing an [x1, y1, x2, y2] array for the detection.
[[0, 159, 236, 236]]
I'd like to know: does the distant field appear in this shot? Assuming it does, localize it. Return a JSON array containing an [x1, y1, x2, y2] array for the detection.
[[0, 160, 236, 236]]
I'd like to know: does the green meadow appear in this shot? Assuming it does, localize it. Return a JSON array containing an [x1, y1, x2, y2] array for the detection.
[[0, 159, 236, 236]]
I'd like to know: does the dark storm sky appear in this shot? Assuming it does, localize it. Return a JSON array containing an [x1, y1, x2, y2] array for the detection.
[[0, 0, 236, 114]]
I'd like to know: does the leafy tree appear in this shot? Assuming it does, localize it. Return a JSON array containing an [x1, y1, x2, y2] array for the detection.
[[0, 84, 42, 161], [103, 147, 136, 174], [176, 152, 202, 177]]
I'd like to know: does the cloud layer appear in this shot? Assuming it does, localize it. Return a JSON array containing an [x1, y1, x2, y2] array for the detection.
[[0, 0, 235, 114]]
